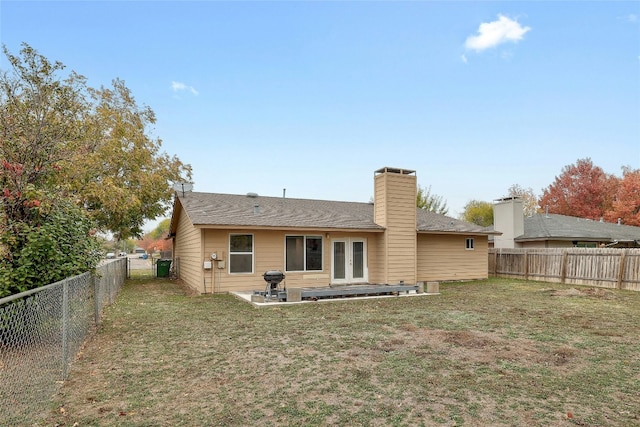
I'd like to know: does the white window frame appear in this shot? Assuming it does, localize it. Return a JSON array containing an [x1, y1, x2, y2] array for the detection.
[[229, 233, 254, 274], [285, 235, 323, 272], [465, 237, 475, 250]]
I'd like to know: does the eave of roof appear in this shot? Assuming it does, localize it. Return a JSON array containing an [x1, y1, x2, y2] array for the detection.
[[192, 224, 386, 233]]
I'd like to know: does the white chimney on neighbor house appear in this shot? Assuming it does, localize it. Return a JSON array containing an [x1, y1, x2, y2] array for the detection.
[[493, 197, 524, 249]]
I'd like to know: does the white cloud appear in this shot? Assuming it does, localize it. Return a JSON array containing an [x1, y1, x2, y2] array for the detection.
[[465, 14, 531, 52], [627, 14, 638, 23], [461, 54, 468, 63], [171, 81, 199, 96]]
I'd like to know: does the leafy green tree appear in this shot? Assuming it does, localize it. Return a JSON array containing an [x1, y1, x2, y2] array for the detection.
[[460, 200, 493, 227], [65, 79, 191, 240], [149, 218, 171, 240], [0, 44, 99, 295], [0, 199, 102, 297], [1, 44, 87, 224], [1, 43, 191, 240], [0, 43, 190, 294], [416, 185, 449, 215]]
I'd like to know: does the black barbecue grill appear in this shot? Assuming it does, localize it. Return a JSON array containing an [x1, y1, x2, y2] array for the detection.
[[263, 270, 285, 300]]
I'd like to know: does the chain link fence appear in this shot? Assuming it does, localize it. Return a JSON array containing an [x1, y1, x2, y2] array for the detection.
[[0, 258, 127, 425]]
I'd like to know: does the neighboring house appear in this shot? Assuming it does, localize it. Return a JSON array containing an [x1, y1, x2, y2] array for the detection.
[[492, 197, 640, 249], [168, 167, 499, 294]]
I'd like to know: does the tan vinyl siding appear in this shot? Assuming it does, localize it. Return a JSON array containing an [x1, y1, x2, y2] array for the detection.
[[367, 233, 385, 284], [375, 170, 417, 284], [373, 174, 387, 226], [371, 173, 388, 282], [417, 234, 488, 281], [197, 229, 382, 293], [200, 229, 284, 293], [173, 203, 203, 292], [385, 229, 416, 283]]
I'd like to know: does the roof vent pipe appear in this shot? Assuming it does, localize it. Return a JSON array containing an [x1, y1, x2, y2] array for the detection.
[[253, 204, 260, 215], [283, 188, 286, 199], [618, 218, 621, 225], [545, 205, 549, 218]]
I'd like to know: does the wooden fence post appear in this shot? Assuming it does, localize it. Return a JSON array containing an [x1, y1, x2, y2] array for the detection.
[[617, 250, 628, 290], [560, 250, 568, 284], [493, 250, 498, 275], [524, 250, 529, 280]]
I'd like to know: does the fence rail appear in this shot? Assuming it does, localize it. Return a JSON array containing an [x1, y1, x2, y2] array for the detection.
[[0, 258, 127, 425], [489, 248, 640, 291]]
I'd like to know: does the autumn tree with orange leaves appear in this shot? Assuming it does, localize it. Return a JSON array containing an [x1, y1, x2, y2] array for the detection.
[[136, 219, 172, 254], [605, 167, 640, 226], [539, 158, 619, 220]]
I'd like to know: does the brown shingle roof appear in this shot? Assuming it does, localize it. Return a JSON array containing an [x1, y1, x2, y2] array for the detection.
[[416, 209, 496, 234], [176, 192, 495, 235], [178, 192, 383, 230]]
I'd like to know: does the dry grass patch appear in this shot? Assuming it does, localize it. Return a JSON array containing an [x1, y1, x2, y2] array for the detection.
[[30, 278, 640, 426]]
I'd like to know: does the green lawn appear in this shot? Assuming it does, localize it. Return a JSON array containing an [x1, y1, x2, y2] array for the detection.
[[40, 278, 640, 426]]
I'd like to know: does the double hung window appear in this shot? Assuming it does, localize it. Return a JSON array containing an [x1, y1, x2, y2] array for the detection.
[[230, 234, 253, 273]]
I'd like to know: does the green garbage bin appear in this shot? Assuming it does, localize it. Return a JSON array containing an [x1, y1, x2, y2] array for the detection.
[[156, 259, 172, 278]]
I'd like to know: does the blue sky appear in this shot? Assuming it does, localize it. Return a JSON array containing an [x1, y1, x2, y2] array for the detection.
[[2, 1, 639, 229]]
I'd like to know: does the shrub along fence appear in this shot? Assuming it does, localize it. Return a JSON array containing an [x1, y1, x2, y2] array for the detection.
[[489, 248, 640, 291], [0, 258, 127, 425]]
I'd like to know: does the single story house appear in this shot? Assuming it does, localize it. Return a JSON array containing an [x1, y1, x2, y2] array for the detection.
[[168, 167, 499, 294], [493, 197, 640, 249]]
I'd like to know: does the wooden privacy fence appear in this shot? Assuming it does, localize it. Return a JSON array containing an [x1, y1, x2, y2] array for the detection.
[[489, 248, 640, 291]]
